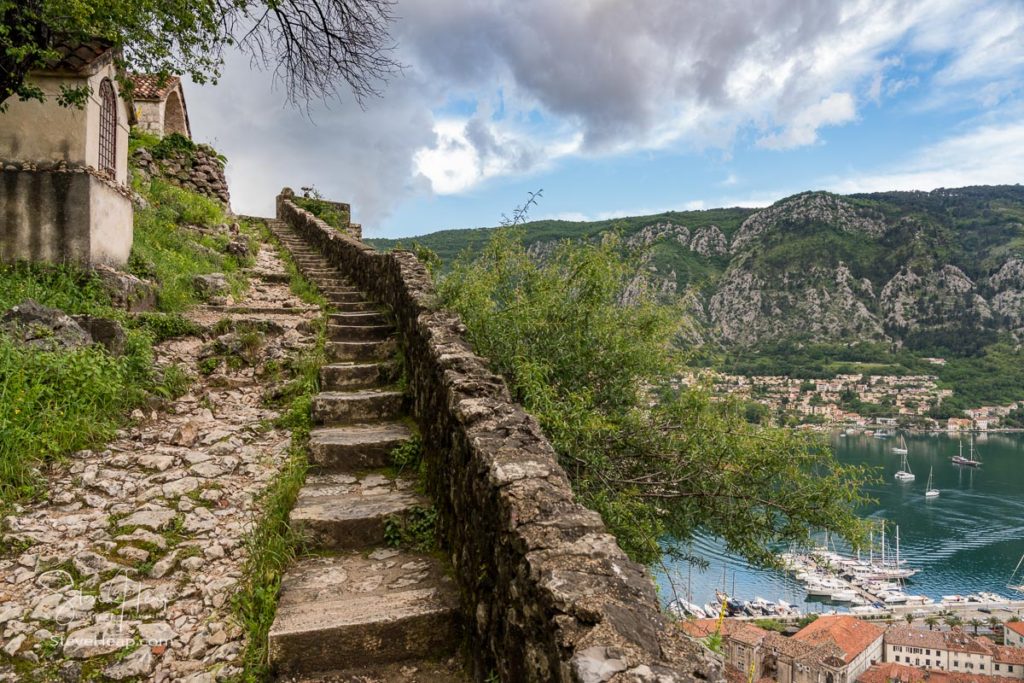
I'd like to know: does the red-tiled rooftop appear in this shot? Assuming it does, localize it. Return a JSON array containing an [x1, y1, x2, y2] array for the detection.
[[45, 40, 114, 73], [885, 626, 992, 655], [995, 645, 1024, 665], [794, 615, 885, 664], [129, 73, 181, 100]]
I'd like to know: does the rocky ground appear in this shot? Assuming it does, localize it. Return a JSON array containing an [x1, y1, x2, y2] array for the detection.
[[0, 242, 318, 681]]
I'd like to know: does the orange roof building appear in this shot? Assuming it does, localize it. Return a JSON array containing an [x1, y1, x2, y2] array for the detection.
[[129, 73, 191, 139]]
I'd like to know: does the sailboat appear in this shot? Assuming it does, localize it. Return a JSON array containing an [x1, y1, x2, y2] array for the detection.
[[924, 467, 939, 498], [963, 435, 982, 467], [893, 435, 908, 455], [1009, 554, 1024, 594], [895, 452, 915, 481], [952, 436, 982, 467], [951, 439, 968, 466]]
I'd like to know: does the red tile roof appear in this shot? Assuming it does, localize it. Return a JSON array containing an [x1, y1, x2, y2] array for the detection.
[[129, 73, 181, 100], [994, 646, 1024, 665], [885, 626, 992, 655], [794, 615, 884, 664], [44, 40, 115, 74]]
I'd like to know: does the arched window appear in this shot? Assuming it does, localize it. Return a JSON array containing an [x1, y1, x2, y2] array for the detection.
[[98, 79, 117, 175]]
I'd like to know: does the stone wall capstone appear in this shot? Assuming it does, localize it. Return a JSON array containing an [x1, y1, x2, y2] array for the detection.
[[276, 189, 720, 683], [132, 145, 230, 207]]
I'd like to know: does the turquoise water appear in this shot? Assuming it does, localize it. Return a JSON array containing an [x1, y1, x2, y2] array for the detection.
[[655, 432, 1024, 611]]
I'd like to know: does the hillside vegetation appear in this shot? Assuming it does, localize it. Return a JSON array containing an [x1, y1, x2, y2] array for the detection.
[[373, 185, 1024, 410], [0, 153, 256, 504]]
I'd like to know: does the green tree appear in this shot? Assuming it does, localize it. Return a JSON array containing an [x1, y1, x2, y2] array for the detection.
[[904, 613, 915, 625], [969, 618, 983, 635], [988, 616, 1003, 631], [945, 615, 963, 629], [438, 228, 871, 565], [1, 0, 399, 109], [925, 615, 940, 630]]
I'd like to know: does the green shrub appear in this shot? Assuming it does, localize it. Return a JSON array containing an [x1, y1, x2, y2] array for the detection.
[[439, 229, 870, 565]]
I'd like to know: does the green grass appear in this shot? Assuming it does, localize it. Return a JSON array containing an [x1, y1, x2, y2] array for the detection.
[[0, 330, 175, 503], [0, 161, 256, 506], [130, 178, 256, 312]]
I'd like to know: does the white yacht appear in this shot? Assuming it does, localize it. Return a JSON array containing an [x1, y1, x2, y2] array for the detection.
[[925, 467, 939, 498], [895, 452, 915, 482]]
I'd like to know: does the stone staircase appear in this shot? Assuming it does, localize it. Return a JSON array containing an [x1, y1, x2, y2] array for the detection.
[[264, 221, 465, 681]]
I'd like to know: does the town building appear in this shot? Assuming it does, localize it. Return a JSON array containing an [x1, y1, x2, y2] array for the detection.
[[130, 74, 192, 139], [792, 616, 886, 683], [1004, 622, 1024, 648], [860, 662, 1005, 683], [885, 626, 995, 675], [0, 40, 134, 265]]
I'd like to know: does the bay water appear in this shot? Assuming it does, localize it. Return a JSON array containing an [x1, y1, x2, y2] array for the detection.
[[655, 432, 1024, 612]]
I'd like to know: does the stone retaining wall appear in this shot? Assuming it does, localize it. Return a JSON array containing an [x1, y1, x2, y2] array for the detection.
[[276, 189, 717, 683], [132, 145, 230, 206]]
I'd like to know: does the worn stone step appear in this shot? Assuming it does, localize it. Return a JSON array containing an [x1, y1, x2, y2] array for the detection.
[[329, 311, 391, 326], [309, 421, 413, 471], [290, 473, 425, 549], [268, 551, 460, 675], [317, 286, 361, 295], [329, 301, 383, 313], [286, 659, 470, 682], [312, 389, 404, 424], [327, 339, 397, 362], [328, 323, 394, 342], [326, 291, 369, 304], [320, 361, 397, 391]]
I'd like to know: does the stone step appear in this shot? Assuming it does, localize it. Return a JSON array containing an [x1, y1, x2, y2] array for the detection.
[[312, 389, 404, 424], [290, 473, 425, 549], [329, 311, 391, 326], [320, 361, 397, 391], [288, 660, 469, 682], [328, 323, 394, 342], [326, 339, 396, 362], [325, 291, 369, 304], [317, 286, 362, 295], [309, 421, 412, 471], [329, 301, 383, 313], [268, 551, 460, 675]]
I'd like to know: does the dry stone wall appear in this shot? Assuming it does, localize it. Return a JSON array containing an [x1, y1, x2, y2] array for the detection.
[[276, 189, 719, 683], [132, 145, 230, 206]]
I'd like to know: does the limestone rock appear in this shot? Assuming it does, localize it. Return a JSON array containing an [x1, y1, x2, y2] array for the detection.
[[93, 265, 156, 312], [193, 273, 230, 300], [71, 315, 126, 355], [0, 300, 91, 350]]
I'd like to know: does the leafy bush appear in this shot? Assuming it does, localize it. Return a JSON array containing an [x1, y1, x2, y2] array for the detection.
[[294, 186, 350, 230], [439, 229, 869, 565]]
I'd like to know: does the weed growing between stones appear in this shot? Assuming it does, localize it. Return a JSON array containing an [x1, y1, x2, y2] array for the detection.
[[384, 506, 437, 552]]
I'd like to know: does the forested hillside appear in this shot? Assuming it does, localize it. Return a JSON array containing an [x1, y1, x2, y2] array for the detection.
[[371, 185, 1024, 410]]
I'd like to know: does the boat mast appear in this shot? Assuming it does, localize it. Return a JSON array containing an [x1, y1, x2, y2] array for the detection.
[[869, 527, 873, 565], [896, 526, 900, 569], [881, 522, 886, 567]]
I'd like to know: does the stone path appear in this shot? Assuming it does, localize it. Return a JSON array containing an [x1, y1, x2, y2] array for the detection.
[[264, 221, 467, 682], [0, 241, 318, 681]]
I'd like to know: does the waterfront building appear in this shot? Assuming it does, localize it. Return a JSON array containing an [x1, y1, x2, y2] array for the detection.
[[885, 626, 994, 674], [1005, 622, 1024, 648], [792, 616, 886, 683], [859, 662, 1005, 683]]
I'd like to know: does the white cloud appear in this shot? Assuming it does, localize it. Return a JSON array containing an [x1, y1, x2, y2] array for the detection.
[[187, 0, 1024, 215], [831, 122, 1024, 193], [757, 93, 857, 150]]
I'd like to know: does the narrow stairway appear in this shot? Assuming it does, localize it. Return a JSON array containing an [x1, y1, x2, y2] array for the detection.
[[264, 221, 465, 682]]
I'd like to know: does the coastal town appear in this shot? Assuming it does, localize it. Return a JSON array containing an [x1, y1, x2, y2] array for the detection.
[[687, 614, 1024, 683], [689, 371, 1024, 431]]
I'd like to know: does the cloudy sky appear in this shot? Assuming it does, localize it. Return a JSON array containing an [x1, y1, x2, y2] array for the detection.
[[185, 0, 1024, 238]]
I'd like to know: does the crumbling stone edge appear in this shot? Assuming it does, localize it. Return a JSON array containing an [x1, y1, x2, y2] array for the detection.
[[276, 189, 722, 683]]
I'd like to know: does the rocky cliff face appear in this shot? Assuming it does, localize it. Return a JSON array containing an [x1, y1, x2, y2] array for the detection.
[[619, 188, 1024, 348]]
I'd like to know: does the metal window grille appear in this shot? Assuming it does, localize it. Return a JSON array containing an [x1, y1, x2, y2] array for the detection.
[[98, 79, 117, 175]]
